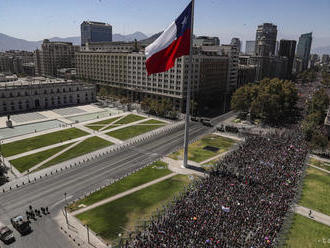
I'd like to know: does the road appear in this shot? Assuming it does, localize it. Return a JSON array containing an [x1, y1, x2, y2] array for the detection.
[[0, 112, 233, 248]]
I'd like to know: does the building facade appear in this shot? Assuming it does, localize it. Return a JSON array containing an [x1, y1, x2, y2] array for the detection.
[[279, 39, 297, 78], [245, 41, 256, 55], [231, 38, 241, 53], [237, 65, 257, 88], [296, 32, 312, 72], [0, 77, 96, 115], [193, 36, 220, 47], [81, 21, 113, 46], [220, 44, 239, 93], [75, 50, 229, 112], [0, 51, 34, 74], [34, 40, 77, 77], [249, 56, 288, 81], [255, 23, 278, 56], [322, 54, 330, 64]]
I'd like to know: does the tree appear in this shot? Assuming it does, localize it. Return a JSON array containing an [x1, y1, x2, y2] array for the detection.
[[0, 163, 8, 186], [231, 83, 258, 115], [232, 78, 298, 125], [307, 88, 329, 117], [311, 131, 328, 150], [99, 87, 108, 97]]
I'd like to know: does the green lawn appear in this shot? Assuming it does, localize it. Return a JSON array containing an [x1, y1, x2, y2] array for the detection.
[[116, 114, 146, 125], [36, 136, 113, 171], [1, 128, 88, 157], [85, 116, 121, 131], [309, 158, 330, 172], [300, 167, 330, 216], [10, 143, 74, 173], [141, 119, 166, 125], [169, 134, 236, 162], [106, 122, 164, 140], [102, 114, 151, 131], [69, 161, 170, 211], [284, 214, 330, 248], [77, 174, 190, 243]]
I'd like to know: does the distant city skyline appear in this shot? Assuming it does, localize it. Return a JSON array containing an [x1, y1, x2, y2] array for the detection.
[[1, 0, 330, 49]]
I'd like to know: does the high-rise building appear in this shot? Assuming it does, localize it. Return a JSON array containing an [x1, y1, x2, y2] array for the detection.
[[34, 39, 77, 77], [322, 54, 330, 64], [296, 32, 312, 72], [193, 36, 220, 47], [245, 41, 256, 55], [81, 21, 112, 46], [221, 44, 239, 92], [231, 38, 241, 53], [255, 23, 277, 56], [279, 40, 297, 78]]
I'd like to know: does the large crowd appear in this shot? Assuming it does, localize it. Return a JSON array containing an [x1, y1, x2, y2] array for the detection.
[[126, 130, 309, 247]]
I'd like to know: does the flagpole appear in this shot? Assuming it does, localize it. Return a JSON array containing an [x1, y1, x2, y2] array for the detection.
[[183, 0, 195, 168]]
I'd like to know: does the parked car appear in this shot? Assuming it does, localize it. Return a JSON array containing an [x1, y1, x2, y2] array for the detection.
[[0, 226, 15, 244]]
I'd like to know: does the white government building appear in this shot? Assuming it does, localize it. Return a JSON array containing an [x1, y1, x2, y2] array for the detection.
[[0, 77, 96, 115]]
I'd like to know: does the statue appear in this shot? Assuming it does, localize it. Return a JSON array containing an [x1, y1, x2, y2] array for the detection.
[[7, 114, 10, 121]]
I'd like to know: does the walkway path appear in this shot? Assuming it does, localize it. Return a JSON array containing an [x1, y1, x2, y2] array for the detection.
[[24, 140, 84, 174], [308, 164, 330, 174], [213, 132, 244, 141], [294, 205, 330, 227], [6, 134, 93, 161], [99, 114, 127, 132], [162, 157, 205, 176], [72, 172, 177, 216], [310, 154, 330, 163]]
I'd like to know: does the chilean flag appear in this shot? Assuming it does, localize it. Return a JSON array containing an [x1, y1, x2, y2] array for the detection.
[[145, 1, 192, 75]]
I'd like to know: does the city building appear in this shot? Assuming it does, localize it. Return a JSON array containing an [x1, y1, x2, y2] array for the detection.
[[275, 41, 279, 56], [0, 77, 96, 115], [193, 36, 220, 47], [34, 39, 78, 77], [231, 38, 241, 53], [81, 21, 113, 46], [0, 51, 34, 74], [296, 32, 312, 72], [322, 54, 330, 64], [249, 55, 288, 81], [255, 23, 278, 56], [75, 50, 229, 113], [0, 73, 18, 82], [81, 41, 137, 53], [220, 44, 239, 93], [237, 65, 257, 88], [22, 62, 35, 76], [245, 41, 256, 55], [309, 54, 320, 68], [57, 68, 76, 80], [279, 40, 297, 78]]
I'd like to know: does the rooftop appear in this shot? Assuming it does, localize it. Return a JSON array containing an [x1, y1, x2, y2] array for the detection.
[[0, 77, 76, 88]]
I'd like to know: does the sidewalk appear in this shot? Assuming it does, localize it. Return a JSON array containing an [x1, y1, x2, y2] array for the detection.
[[72, 173, 177, 216], [294, 205, 330, 227], [162, 157, 205, 176], [213, 132, 244, 142], [308, 164, 330, 174], [310, 154, 330, 163], [54, 211, 108, 248], [25, 140, 85, 173]]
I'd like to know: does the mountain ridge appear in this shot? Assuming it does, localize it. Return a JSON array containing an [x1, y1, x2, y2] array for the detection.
[[0, 32, 149, 51]]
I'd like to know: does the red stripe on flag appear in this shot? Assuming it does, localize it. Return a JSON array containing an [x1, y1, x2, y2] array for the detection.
[[146, 29, 191, 75]]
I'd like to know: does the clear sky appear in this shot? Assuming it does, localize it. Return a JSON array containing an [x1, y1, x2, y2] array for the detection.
[[1, 0, 330, 48]]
